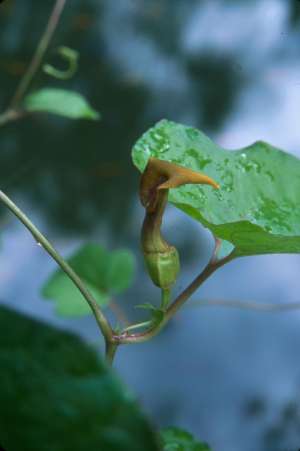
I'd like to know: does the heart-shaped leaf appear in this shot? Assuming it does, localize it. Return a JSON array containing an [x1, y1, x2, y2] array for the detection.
[[132, 120, 300, 257], [23, 88, 100, 120], [42, 243, 135, 316]]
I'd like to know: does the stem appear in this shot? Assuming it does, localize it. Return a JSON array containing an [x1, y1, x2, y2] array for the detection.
[[10, 0, 67, 109], [161, 287, 171, 310], [0, 190, 113, 343], [190, 298, 300, 312], [105, 340, 118, 366], [116, 252, 235, 345], [123, 320, 152, 333], [0, 110, 25, 126], [166, 253, 234, 319]]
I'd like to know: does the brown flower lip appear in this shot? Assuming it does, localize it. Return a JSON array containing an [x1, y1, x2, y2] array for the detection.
[[140, 157, 219, 211]]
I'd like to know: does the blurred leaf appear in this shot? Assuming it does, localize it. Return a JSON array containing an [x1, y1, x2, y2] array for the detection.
[[0, 306, 160, 451], [106, 249, 135, 294], [161, 427, 211, 451], [42, 243, 135, 317], [43, 275, 109, 316], [132, 120, 300, 257], [23, 88, 100, 120], [43, 46, 79, 80]]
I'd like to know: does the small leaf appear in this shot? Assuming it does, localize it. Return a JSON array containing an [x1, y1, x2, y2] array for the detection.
[[106, 249, 135, 294], [23, 88, 100, 120], [161, 427, 211, 451], [42, 243, 135, 317], [132, 120, 300, 257]]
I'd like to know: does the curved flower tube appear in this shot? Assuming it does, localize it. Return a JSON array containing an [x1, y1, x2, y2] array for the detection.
[[140, 157, 219, 292]]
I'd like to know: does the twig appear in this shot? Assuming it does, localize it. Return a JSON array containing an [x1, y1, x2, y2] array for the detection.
[[0, 0, 67, 127], [0, 190, 113, 343], [0, 110, 25, 126], [189, 298, 300, 312], [10, 0, 67, 109], [105, 341, 118, 366]]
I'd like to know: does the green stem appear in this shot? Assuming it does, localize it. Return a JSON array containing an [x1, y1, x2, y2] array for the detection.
[[190, 298, 300, 312], [10, 0, 67, 109], [0, 190, 113, 343], [166, 253, 234, 318], [123, 320, 152, 333], [161, 287, 171, 310], [0, 110, 25, 126], [116, 252, 235, 345], [105, 340, 118, 366]]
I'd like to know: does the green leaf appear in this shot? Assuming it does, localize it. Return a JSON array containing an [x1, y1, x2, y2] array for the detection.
[[106, 249, 136, 295], [23, 88, 100, 120], [42, 243, 135, 317], [132, 120, 300, 257], [43, 275, 109, 316], [161, 427, 211, 451], [0, 306, 160, 451]]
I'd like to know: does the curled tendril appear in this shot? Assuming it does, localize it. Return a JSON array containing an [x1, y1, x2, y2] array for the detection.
[[43, 46, 79, 80]]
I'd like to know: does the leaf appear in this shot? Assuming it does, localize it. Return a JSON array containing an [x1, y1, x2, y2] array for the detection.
[[43, 275, 109, 316], [23, 88, 100, 120], [42, 243, 135, 317], [132, 120, 300, 257], [0, 306, 160, 451], [161, 427, 211, 451], [106, 249, 136, 294]]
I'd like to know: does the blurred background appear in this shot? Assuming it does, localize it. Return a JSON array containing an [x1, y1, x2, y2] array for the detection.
[[0, 0, 300, 450]]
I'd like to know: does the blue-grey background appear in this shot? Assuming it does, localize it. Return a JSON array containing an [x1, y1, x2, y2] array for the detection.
[[1, 1, 300, 450]]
